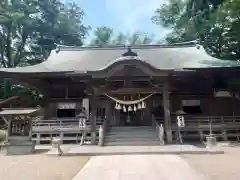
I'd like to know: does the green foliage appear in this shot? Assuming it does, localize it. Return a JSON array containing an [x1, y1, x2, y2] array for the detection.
[[0, 0, 89, 102], [152, 0, 240, 60], [90, 26, 113, 46], [0, 0, 89, 68], [90, 27, 155, 46], [31, 0, 90, 59]]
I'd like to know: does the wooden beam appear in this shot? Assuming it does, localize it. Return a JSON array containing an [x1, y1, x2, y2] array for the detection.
[[90, 87, 97, 145], [162, 84, 172, 143], [103, 87, 163, 95]]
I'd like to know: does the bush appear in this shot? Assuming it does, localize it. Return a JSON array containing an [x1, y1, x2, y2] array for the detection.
[[0, 130, 6, 142]]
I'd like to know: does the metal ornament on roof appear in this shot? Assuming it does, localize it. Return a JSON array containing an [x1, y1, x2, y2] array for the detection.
[[122, 41, 138, 57], [122, 47, 138, 57]]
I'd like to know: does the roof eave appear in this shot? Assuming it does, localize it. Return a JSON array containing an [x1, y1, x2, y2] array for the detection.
[[0, 71, 75, 78]]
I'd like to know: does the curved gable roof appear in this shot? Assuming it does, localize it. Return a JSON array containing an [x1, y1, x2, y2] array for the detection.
[[0, 41, 239, 75]]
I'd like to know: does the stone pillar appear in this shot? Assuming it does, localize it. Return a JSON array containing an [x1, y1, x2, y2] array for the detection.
[[162, 84, 172, 143]]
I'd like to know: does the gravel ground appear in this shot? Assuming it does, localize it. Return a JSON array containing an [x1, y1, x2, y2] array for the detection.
[[1, 144, 240, 180], [0, 151, 89, 180], [181, 146, 240, 180]]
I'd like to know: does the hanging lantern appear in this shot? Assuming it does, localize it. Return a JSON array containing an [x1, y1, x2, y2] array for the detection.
[[128, 105, 133, 111], [123, 105, 127, 112], [133, 105, 137, 111]]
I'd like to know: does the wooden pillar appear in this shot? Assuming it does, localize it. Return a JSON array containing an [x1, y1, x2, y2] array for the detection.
[[91, 97, 97, 145], [105, 101, 110, 126], [36, 133, 40, 145], [162, 84, 172, 143]]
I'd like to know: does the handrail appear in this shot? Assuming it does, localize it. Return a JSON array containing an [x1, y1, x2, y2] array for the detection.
[[152, 115, 164, 145]]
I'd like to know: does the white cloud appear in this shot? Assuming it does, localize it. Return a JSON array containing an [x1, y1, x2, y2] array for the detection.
[[104, 0, 166, 32]]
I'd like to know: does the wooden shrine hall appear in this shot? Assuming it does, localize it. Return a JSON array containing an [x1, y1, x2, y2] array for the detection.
[[1, 41, 240, 146]]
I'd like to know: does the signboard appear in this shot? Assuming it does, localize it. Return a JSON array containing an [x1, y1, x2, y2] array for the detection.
[[57, 103, 76, 109], [182, 100, 200, 106], [79, 118, 86, 128], [177, 115, 185, 128]]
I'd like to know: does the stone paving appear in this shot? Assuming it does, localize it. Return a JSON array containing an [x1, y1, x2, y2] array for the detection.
[[72, 155, 208, 180], [45, 144, 224, 156]]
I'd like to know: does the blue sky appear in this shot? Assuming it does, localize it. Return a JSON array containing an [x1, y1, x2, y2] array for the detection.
[[73, 0, 170, 42]]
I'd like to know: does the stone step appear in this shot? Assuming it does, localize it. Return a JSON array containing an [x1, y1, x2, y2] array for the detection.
[[109, 131, 156, 134], [106, 134, 158, 138], [110, 126, 154, 128], [110, 126, 153, 128], [105, 137, 159, 142], [105, 126, 159, 146], [110, 127, 155, 131], [108, 130, 156, 134], [107, 136, 157, 139], [104, 141, 161, 146], [107, 129, 155, 132]]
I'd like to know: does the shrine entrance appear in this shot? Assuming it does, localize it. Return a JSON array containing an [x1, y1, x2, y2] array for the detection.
[[119, 110, 141, 126], [105, 93, 154, 127]]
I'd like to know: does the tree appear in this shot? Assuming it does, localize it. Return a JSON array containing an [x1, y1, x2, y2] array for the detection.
[[113, 32, 127, 45], [115, 32, 154, 45], [90, 26, 113, 46], [31, 0, 90, 59], [0, 0, 89, 99], [0, 0, 89, 68], [185, 0, 227, 19], [90, 27, 155, 46], [152, 0, 240, 60], [0, 0, 38, 68], [152, 0, 197, 43]]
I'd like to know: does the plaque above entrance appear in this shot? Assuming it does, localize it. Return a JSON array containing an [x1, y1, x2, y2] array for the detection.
[[57, 103, 76, 109]]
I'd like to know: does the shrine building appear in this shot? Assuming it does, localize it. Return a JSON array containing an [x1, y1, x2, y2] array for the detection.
[[1, 41, 240, 145]]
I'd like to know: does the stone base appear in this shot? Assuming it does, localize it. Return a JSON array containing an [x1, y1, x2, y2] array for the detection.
[[6, 141, 35, 155], [50, 138, 63, 156], [45, 144, 224, 156], [206, 135, 217, 149], [48, 148, 63, 156]]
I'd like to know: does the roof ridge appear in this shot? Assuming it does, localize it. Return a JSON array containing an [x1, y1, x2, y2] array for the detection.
[[55, 40, 198, 52]]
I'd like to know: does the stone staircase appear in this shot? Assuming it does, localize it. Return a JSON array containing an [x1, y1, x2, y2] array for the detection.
[[104, 126, 161, 146]]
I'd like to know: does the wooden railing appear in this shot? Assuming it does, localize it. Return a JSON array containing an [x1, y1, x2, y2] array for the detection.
[[32, 117, 106, 129], [32, 119, 81, 128], [31, 118, 93, 144], [155, 115, 240, 142], [155, 115, 240, 129]]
